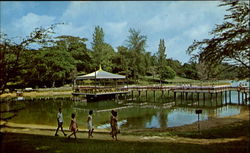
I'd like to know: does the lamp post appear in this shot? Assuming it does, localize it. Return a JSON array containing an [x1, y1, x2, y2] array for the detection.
[[195, 109, 202, 133]]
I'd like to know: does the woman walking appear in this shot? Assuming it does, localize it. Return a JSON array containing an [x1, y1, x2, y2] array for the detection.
[[68, 113, 78, 139]]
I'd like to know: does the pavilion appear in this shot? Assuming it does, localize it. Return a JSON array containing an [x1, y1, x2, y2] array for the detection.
[[72, 66, 129, 102]]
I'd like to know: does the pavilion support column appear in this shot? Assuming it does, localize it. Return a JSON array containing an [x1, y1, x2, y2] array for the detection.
[[245, 92, 248, 104], [146, 90, 148, 101], [229, 90, 232, 104], [238, 91, 240, 104], [221, 92, 223, 105], [242, 92, 244, 104], [225, 91, 227, 104]]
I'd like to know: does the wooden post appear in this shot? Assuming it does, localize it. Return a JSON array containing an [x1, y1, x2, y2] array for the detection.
[[197, 92, 199, 106], [191, 92, 194, 106], [221, 92, 223, 105], [215, 92, 218, 106], [174, 92, 176, 102], [162, 90, 164, 98], [245, 92, 247, 104], [238, 91, 240, 104], [146, 90, 148, 101], [210, 93, 213, 106], [132, 90, 134, 101], [203, 92, 206, 106], [180, 92, 183, 104], [185, 92, 188, 100], [229, 90, 232, 104], [225, 91, 227, 104], [242, 92, 244, 104], [154, 90, 156, 102]]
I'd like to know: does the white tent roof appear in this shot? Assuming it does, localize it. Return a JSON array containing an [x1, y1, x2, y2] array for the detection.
[[76, 67, 126, 80]]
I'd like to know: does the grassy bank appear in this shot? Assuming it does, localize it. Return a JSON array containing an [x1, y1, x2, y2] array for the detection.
[[0, 132, 248, 153], [124, 120, 249, 139]]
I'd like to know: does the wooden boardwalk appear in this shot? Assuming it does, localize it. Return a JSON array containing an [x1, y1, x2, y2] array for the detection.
[[73, 85, 249, 103]]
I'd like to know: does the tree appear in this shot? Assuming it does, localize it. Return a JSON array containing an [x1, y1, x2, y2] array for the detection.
[[55, 35, 91, 73], [187, 1, 249, 75], [91, 26, 115, 71], [126, 28, 147, 79], [182, 62, 198, 79], [159, 66, 176, 80], [19, 44, 76, 88], [0, 24, 59, 93], [157, 39, 167, 81], [166, 58, 183, 76]]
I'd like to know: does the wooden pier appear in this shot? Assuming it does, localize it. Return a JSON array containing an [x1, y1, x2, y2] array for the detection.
[[125, 85, 249, 105], [73, 85, 249, 104]]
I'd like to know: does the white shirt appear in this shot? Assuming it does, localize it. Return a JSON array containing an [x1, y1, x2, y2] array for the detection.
[[57, 112, 63, 123], [87, 115, 93, 130]]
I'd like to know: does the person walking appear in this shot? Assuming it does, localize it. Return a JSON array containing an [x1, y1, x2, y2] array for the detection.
[[110, 110, 118, 141], [87, 110, 94, 138], [68, 113, 78, 139], [55, 108, 67, 137]]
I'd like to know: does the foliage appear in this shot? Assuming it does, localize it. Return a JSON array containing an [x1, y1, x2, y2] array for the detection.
[[91, 26, 115, 71], [159, 65, 176, 80], [182, 62, 198, 79], [126, 28, 147, 79], [55, 35, 91, 73], [166, 58, 183, 76], [187, 1, 250, 70], [0, 24, 59, 93], [157, 39, 168, 81]]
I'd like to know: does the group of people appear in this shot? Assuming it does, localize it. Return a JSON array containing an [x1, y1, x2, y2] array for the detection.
[[54, 108, 119, 140]]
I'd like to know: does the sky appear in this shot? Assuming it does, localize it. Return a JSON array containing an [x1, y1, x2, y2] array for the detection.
[[0, 1, 228, 63]]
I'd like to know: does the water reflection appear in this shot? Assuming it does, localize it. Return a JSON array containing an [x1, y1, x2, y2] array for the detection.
[[1, 98, 246, 130]]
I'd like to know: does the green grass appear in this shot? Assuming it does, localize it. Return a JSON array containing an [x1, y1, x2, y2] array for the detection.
[[122, 121, 249, 139], [174, 121, 250, 139], [0, 132, 248, 153]]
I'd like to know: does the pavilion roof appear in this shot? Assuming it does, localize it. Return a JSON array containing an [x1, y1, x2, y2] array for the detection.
[[76, 66, 126, 80]]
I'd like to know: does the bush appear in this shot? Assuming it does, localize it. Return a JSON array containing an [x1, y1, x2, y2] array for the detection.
[[160, 66, 176, 80]]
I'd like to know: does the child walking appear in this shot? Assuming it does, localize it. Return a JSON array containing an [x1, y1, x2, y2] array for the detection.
[[87, 110, 94, 138], [68, 113, 78, 139], [110, 110, 118, 141], [55, 108, 67, 137]]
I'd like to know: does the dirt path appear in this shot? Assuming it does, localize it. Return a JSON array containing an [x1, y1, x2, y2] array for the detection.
[[1, 108, 249, 144]]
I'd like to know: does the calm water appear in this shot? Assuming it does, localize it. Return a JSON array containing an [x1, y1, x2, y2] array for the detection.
[[1, 95, 248, 130]]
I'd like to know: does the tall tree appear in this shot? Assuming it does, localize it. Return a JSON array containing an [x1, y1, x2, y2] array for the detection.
[[187, 1, 250, 78], [91, 26, 114, 71], [157, 39, 167, 68], [126, 28, 147, 79], [157, 39, 168, 81]]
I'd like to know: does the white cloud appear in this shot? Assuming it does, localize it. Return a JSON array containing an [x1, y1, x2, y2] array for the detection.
[[13, 13, 56, 36], [55, 23, 88, 37]]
